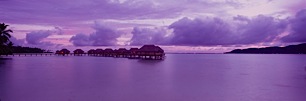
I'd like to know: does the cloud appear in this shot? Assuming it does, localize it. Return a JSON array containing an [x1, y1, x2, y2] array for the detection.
[[3, 0, 306, 50], [26, 30, 52, 45], [233, 15, 250, 22], [6, 27, 66, 49], [133, 15, 287, 46], [10, 36, 26, 46], [167, 17, 236, 46], [69, 23, 121, 46], [54, 27, 63, 35], [69, 16, 282, 47], [0, 0, 182, 25], [129, 27, 169, 45], [69, 34, 92, 46], [0, 0, 248, 27], [234, 15, 288, 44], [282, 9, 306, 42], [19, 30, 61, 49]]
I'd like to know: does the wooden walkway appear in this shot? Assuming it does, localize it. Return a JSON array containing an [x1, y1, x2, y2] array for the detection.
[[0, 53, 165, 60], [1, 45, 166, 60]]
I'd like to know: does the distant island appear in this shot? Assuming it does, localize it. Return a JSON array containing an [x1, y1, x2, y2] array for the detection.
[[225, 43, 306, 54], [0, 46, 51, 55]]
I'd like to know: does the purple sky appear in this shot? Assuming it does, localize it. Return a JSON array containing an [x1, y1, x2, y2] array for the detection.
[[1, 0, 306, 53]]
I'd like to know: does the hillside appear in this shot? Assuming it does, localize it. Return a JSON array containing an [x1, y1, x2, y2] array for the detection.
[[225, 43, 306, 54]]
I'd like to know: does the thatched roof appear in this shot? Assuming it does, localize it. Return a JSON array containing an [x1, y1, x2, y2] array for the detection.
[[129, 48, 139, 54], [87, 49, 95, 54], [118, 48, 128, 52], [73, 49, 84, 53], [129, 48, 139, 51], [60, 49, 70, 53], [139, 45, 164, 52], [104, 48, 113, 52], [95, 49, 104, 53]]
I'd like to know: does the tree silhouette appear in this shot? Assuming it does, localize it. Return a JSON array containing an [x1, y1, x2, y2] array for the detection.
[[0, 23, 13, 55], [0, 23, 13, 47], [0, 23, 48, 55]]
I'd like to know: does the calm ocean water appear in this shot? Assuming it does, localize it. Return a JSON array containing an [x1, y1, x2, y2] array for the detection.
[[0, 54, 306, 101]]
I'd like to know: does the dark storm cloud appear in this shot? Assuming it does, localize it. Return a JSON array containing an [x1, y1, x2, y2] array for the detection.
[[129, 27, 169, 45], [282, 9, 306, 42], [70, 23, 121, 46]]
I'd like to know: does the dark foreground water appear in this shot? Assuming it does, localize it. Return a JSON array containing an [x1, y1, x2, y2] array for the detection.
[[0, 54, 306, 101]]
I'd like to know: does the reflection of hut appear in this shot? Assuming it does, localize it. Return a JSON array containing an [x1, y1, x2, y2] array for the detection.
[[57, 49, 70, 56], [128, 48, 139, 59], [87, 49, 95, 56], [138, 45, 165, 60], [73, 49, 85, 56], [104, 48, 114, 57], [95, 49, 104, 56]]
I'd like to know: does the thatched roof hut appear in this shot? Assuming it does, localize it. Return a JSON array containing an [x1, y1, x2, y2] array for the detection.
[[117, 48, 128, 54], [139, 45, 164, 53], [104, 48, 113, 53], [130, 48, 139, 51], [118, 48, 127, 51], [138, 45, 165, 59], [59, 49, 70, 54], [95, 49, 104, 54], [104, 48, 114, 56], [55, 50, 60, 54], [129, 48, 139, 54], [87, 49, 95, 54], [73, 49, 85, 54]]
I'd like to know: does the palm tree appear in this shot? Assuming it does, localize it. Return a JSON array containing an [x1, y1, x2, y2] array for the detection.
[[0, 23, 13, 55], [0, 23, 13, 47]]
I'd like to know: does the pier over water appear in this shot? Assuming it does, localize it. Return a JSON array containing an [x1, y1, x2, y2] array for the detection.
[[1, 45, 166, 60]]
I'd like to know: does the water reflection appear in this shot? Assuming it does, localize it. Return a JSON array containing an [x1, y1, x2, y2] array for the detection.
[[137, 59, 164, 65], [0, 54, 306, 101], [0, 58, 13, 101], [0, 58, 12, 64]]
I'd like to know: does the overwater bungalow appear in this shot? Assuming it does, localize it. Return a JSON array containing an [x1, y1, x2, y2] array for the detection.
[[55, 50, 60, 54], [53, 45, 165, 60], [87, 49, 96, 56], [73, 49, 85, 56], [128, 48, 139, 59], [104, 48, 114, 57], [95, 49, 104, 56], [115, 48, 128, 58], [57, 49, 70, 56], [123, 49, 131, 57], [138, 45, 165, 60]]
